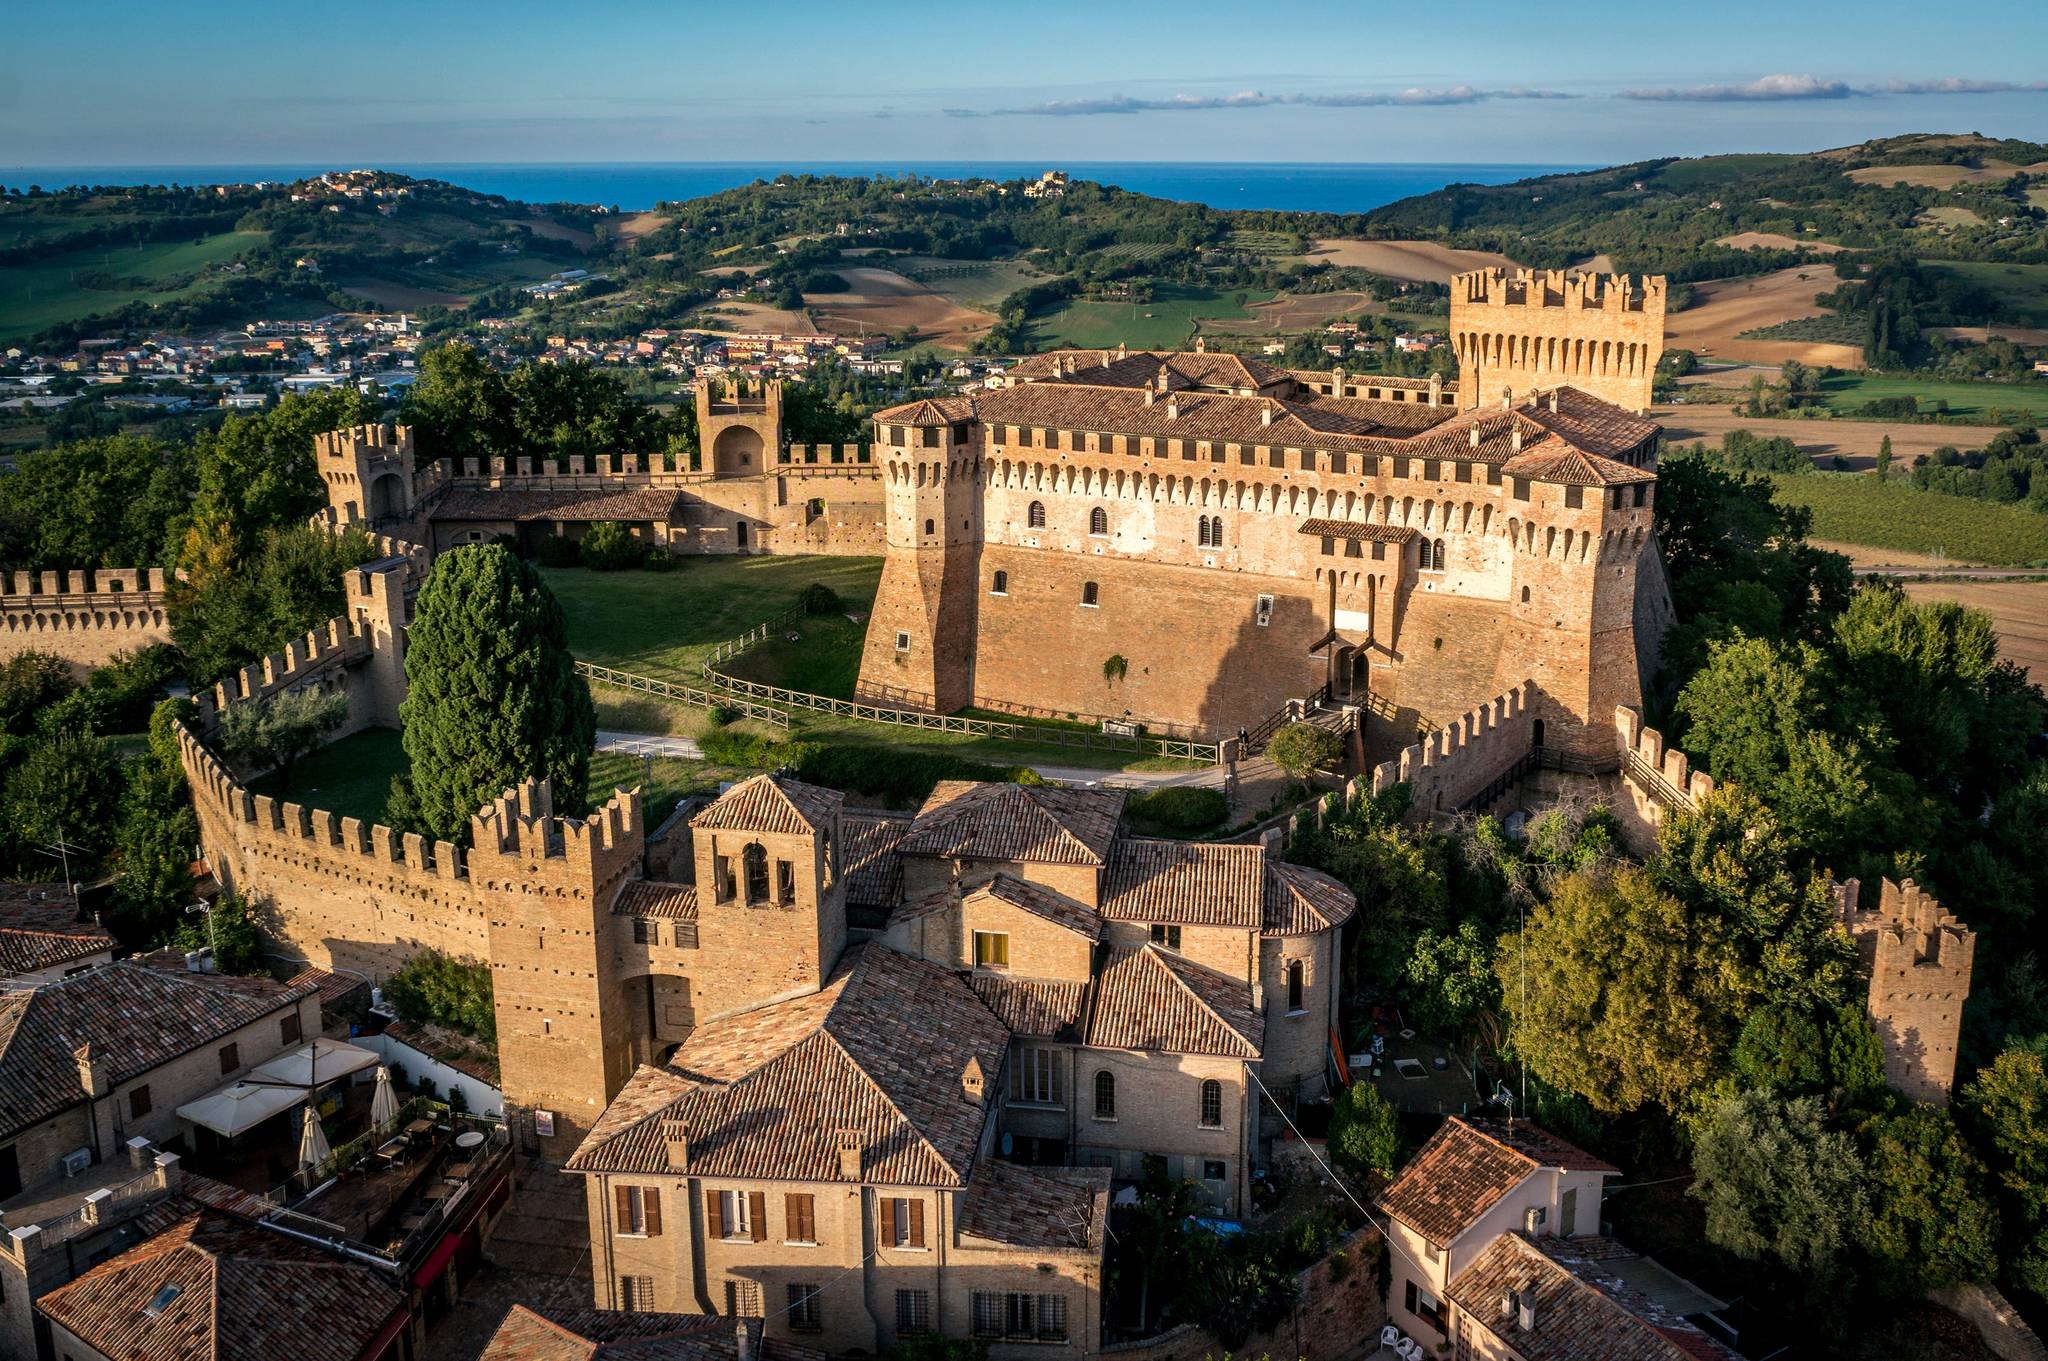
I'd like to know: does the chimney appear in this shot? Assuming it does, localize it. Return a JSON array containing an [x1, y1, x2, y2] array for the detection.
[[962, 1056, 986, 1105], [1517, 1284, 1537, 1333], [1194, 335, 1206, 353], [1144, 387, 1156, 407], [75, 1043, 109, 1100], [835, 1128, 862, 1181], [1166, 397, 1179, 420], [1498, 1288, 1516, 1322], [1469, 425, 1481, 449], [1511, 427, 1523, 453], [1549, 390, 1560, 413], [1260, 404, 1274, 427], [661, 1118, 690, 1171]]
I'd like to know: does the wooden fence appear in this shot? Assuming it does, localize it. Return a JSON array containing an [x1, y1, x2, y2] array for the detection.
[[575, 661, 791, 729]]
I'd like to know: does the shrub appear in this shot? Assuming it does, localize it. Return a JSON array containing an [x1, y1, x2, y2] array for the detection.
[[579, 520, 639, 571], [0, 651, 75, 736], [1267, 722, 1342, 778], [1127, 785, 1228, 832], [1327, 1081, 1402, 1178], [797, 581, 842, 616], [382, 947, 497, 1042], [643, 546, 678, 572], [533, 534, 581, 567]]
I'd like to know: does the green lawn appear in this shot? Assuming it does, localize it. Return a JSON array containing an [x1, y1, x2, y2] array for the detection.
[[1926, 260, 2048, 328], [539, 557, 883, 683], [1769, 473, 2048, 566], [1030, 283, 1277, 350], [0, 230, 269, 343], [253, 726, 408, 826], [1817, 372, 2048, 422], [892, 256, 1055, 310], [721, 609, 870, 698]]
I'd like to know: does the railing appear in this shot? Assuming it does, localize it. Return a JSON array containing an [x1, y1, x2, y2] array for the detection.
[[576, 660, 791, 729], [703, 602, 806, 672], [1620, 746, 1692, 809]]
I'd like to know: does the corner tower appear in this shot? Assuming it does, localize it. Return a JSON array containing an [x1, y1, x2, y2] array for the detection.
[[855, 398, 982, 713], [1833, 877, 1975, 1106], [1451, 270, 1666, 414]]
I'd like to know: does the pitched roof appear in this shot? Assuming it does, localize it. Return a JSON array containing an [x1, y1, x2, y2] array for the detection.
[[1264, 863, 1356, 935], [1102, 840, 1266, 928], [874, 395, 978, 426], [690, 774, 841, 837], [902, 781, 1124, 866], [1446, 1233, 1741, 1361], [1297, 518, 1417, 543], [614, 880, 698, 920], [0, 961, 310, 1139], [0, 887, 114, 977], [480, 1306, 825, 1361], [969, 975, 1090, 1040], [34, 1210, 403, 1361], [1503, 436, 1657, 487], [567, 945, 1007, 1187], [841, 812, 910, 908], [959, 1162, 1110, 1251], [282, 966, 372, 1015], [1085, 945, 1262, 1058], [1518, 386, 1662, 460], [1376, 1117, 1617, 1247]]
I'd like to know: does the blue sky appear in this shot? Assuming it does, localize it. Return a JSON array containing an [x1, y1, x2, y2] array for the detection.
[[7, 0, 2046, 166]]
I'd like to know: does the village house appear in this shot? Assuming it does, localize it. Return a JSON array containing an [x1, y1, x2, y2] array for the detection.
[[0, 885, 115, 984]]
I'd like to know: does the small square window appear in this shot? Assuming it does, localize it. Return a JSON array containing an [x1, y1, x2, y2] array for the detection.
[[973, 931, 1009, 969], [1204, 1159, 1226, 1182], [894, 631, 911, 652], [1150, 924, 1182, 951]]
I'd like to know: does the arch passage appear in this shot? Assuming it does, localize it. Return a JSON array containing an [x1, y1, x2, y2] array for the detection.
[[712, 425, 764, 477]]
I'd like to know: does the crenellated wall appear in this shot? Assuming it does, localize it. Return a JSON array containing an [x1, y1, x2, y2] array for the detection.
[[1365, 680, 1539, 819], [0, 567, 179, 673], [1609, 705, 1719, 854], [1832, 876, 1976, 1106], [1451, 269, 1667, 414]]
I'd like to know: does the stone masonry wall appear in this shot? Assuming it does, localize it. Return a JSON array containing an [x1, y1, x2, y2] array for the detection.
[[0, 567, 177, 673]]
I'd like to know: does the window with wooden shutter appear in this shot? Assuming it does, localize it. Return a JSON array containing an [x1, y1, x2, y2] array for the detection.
[[616, 1184, 633, 1231], [786, 1193, 816, 1244], [908, 1198, 925, 1248], [705, 1188, 725, 1239], [748, 1191, 767, 1242], [643, 1187, 662, 1237]]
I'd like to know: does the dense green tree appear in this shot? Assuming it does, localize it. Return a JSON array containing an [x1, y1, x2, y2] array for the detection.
[[1326, 1080, 1402, 1179], [1, 731, 122, 875], [0, 434, 195, 568], [1691, 1090, 1867, 1272], [215, 687, 349, 792], [383, 947, 498, 1040], [1293, 788, 1450, 986], [404, 342, 513, 466], [0, 652, 75, 736], [577, 520, 638, 570], [168, 522, 374, 685], [1403, 920, 1501, 1041], [1264, 722, 1341, 779], [399, 545, 595, 842], [1496, 866, 1747, 1113], [1860, 1105, 2001, 1293], [191, 387, 381, 552], [173, 891, 265, 975], [107, 759, 199, 947], [1962, 1040, 2048, 1296]]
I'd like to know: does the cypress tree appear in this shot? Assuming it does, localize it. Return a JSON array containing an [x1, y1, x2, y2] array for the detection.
[[400, 545, 595, 842]]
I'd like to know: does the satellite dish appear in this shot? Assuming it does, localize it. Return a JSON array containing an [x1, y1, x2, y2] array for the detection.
[[1000, 1133, 1014, 1157]]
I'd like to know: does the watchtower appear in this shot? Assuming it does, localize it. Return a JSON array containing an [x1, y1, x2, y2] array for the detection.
[[318, 423, 419, 528], [1833, 877, 1976, 1106], [695, 377, 784, 478], [856, 400, 982, 713], [1451, 270, 1667, 415]]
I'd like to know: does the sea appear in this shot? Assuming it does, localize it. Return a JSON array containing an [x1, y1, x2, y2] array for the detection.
[[0, 162, 1581, 215]]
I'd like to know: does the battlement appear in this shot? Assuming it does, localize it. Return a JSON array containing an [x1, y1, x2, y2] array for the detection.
[[1366, 680, 1537, 817], [2, 567, 174, 599], [315, 422, 415, 466], [191, 611, 372, 733], [309, 506, 432, 580], [1833, 875, 1975, 1105], [1453, 268, 1669, 313], [1613, 706, 1718, 810], [469, 778, 646, 893], [780, 443, 875, 468], [1834, 876, 1976, 978]]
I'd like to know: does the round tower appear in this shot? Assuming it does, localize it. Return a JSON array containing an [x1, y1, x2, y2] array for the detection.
[[855, 399, 983, 713]]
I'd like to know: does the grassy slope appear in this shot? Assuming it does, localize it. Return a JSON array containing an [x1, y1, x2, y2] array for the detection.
[[1769, 473, 2048, 566], [1818, 372, 2048, 421], [0, 230, 268, 343], [251, 725, 407, 826], [1030, 283, 1276, 349], [1927, 260, 2048, 327]]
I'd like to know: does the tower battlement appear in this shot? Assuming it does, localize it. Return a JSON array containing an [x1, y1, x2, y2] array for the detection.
[[315, 421, 415, 468], [1454, 268, 1668, 313], [1450, 269, 1667, 414], [469, 778, 645, 891], [1833, 876, 1975, 1105]]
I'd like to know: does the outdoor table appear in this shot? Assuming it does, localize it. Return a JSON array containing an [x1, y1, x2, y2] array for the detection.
[[403, 1118, 433, 1136], [455, 1130, 485, 1151]]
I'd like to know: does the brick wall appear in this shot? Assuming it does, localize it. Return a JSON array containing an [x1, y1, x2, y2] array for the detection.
[[0, 568, 176, 674]]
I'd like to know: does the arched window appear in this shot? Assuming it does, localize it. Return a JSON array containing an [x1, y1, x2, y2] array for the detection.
[[1081, 581, 1099, 607], [1521, 585, 1531, 603], [1199, 1079, 1223, 1128], [1197, 517, 1211, 548], [1094, 1070, 1116, 1119], [1209, 516, 1225, 548], [991, 570, 1008, 595], [1286, 960, 1304, 1012], [1028, 501, 1046, 528], [742, 843, 770, 905], [1089, 506, 1108, 536], [1424, 538, 1445, 572], [924, 518, 935, 536]]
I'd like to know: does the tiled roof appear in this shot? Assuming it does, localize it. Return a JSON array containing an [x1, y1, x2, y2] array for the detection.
[[35, 1210, 403, 1361], [567, 945, 1007, 1186], [282, 966, 371, 1015], [1376, 1117, 1616, 1247], [959, 1162, 1110, 1251], [841, 812, 910, 907], [614, 880, 699, 920], [382, 1018, 502, 1086], [969, 975, 1090, 1039], [1264, 863, 1357, 935], [1102, 840, 1265, 928], [432, 486, 685, 523], [1447, 1234, 1741, 1361], [0, 961, 309, 1139], [874, 395, 978, 426], [902, 781, 1124, 866], [1503, 436, 1657, 487], [691, 773, 841, 836], [1085, 945, 1262, 1059], [0, 888, 113, 977], [1297, 518, 1417, 543], [889, 875, 1099, 940], [481, 1305, 826, 1361], [1519, 386, 1662, 459], [975, 383, 1444, 450]]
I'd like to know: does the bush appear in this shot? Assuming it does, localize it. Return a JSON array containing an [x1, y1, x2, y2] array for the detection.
[[579, 521, 639, 571], [1327, 1081, 1402, 1179], [0, 651, 75, 736], [1267, 722, 1342, 778], [1127, 785, 1228, 832], [797, 581, 842, 616], [643, 546, 678, 572], [533, 534, 581, 567], [382, 947, 497, 1042]]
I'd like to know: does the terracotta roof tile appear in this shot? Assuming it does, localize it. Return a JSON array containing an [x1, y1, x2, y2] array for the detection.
[[691, 774, 841, 837], [959, 1162, 1110, 1251], [381, 1018, 502, 1086], [0, 888, 113, 977], [0, 961, 310, 1139], [1519, 386, 1662, 459], [567, 945, 1006, 1186], [889, 875, 1101, 941], [481, 1305, 826, 1361], [1447, 1234, 1741, 1361], [1102, 840, 1265, 928], [1264, 863, 1357, 935], [1297, 518, 1416, 543], [1376, 1117, 1616, 1247], [969, 975, 1090, 1039], [614, 880, 699, 920], [874, 395, 978, 425], [35, 1210, 403, 1361], [1503, 436, 1657, 487], [902, 781, 1124, 866], [841, 812, 909, 908], [1085, 945, 1262, 1058], [282, 966, 372, 1015]]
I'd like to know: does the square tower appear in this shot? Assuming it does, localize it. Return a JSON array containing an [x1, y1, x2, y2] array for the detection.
[[1452, 271, 1667, 415]]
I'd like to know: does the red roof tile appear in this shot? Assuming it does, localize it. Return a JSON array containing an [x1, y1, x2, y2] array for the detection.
[[1085, 945, 1262, 1058], [691, 774, 841, 837], [1376, 1117, 1616, 1247], [1446, 1233, 1741, 1361], [481, 1306, 825, 1361], [1102, 840, 1265, 928], [902, 781, 1124, 866]]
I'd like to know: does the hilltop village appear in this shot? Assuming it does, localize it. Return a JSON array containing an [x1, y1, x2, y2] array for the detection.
[[0, 252, 2037, 1361]]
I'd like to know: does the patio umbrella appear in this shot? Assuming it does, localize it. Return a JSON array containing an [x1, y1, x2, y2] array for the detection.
[[297, 1104, 332, 1174], [370, 1065, 400, 1131]]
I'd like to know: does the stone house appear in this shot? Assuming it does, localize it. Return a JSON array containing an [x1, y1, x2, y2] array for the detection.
[[0, 887, 115, 984]]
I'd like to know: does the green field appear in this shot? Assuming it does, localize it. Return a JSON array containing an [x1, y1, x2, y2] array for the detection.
[[892, 256, 1054, 309], [1030, 283, 1277, 350], [253, 725, 408, 826], [1225, 229, 1304, 259], [539, 556, 884, 683], [1769, 473, 2048, 565], [1818, 372, 2048, 422], [1927, 260, 2048, 328], [0, 230, 269, 342]]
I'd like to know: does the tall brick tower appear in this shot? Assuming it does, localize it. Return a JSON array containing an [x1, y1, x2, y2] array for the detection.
[[856, 398, 982, 712], [1451, 270, 1667, 414], [1833, 877, 1976, 1105], [1494, 420, 1660, 760], [477, 780, 646, 1158], [695, 377, 783, 478], [318, 423, 420, 529]]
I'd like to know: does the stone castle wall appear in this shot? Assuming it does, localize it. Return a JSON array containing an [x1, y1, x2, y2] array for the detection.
[[1608, 705, 1719, 855], [1834, 876, 1976, 1106], [1451, 269, 1667, 414], [1368, 681, 1539, 818], [0, 567, 177, 673]]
